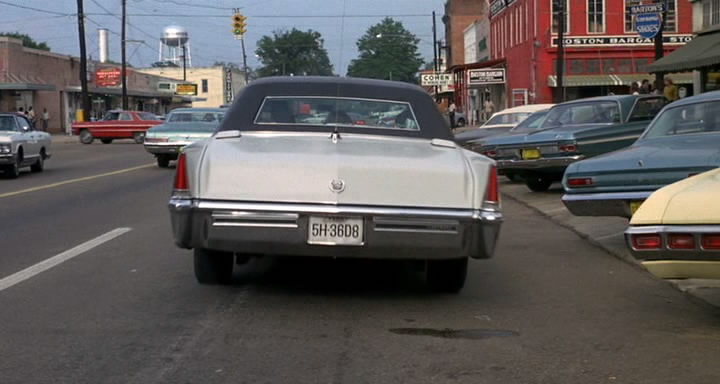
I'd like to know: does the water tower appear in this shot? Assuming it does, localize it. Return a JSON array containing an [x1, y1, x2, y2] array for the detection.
[[158, 25, 191, 67]]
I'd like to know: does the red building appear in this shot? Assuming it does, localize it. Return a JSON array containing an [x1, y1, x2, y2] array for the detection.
[[488, 0, 694, 106]]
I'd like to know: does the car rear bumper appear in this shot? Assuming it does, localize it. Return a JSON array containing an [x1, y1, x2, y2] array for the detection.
[[496, 155, 584, 171], [169, 199, 503, 260], [562, 191, 653, 218], [144, 144, 185, 156]]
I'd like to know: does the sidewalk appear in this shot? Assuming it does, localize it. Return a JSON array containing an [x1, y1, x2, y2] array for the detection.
[[500, 180, 720, 309], [51, 134, 79, 144]]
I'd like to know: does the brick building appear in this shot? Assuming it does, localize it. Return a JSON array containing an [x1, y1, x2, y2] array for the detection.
[[487, 0, 695, 107], [443, 0, 487, 68]]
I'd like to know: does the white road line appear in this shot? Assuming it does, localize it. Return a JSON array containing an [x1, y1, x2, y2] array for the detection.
[[0, 227, 132, 292]]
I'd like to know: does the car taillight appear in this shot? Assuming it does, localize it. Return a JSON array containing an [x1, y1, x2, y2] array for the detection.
[[484, 165, 500, 205], [145, 137, 169, 143], [482, 150, 497, 158], [567, 177, 593, 187], [174, 153, 189, 192], [668, 234, 695, 250], [701, 234, 720, 250], [631, 234, 662, 250], [559, 144, 577, 152]]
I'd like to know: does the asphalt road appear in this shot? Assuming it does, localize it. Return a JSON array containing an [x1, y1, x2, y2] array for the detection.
[[1, 143, 719, 384]]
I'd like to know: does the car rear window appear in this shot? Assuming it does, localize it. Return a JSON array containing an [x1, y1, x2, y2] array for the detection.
[[254, 96, 420, 131], [542, 101, 621, 127], [485, 112, 531, 126], [644, 100, 720, 139], [168, 111, 225, 123], [139, 112, 160, 121]]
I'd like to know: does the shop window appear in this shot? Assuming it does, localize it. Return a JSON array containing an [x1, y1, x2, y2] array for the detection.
[[202, 79, 208, 93], [617, 59, 632, 73], [552, 0, 569, 34], [634, 58, 651, 73], [586, 59, 601, 74], [569, 59, 584, 74], [602, 59, 616, 74], [625, 0, 677, 33], [588, 0, 605, 33], [702, 0, 720, 29]]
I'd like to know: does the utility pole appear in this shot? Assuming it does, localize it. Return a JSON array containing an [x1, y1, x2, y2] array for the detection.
[[555, 0, 566, 103], [240, 37, 249, 83], [75, 0, 91, 121], [654, 0, 667, 93], [121, 0, 128, 110], [432, 11, 439, 101], [182, 44, 187, 81]]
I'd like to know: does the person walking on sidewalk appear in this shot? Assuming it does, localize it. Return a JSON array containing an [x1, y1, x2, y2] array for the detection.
[[27, 107, 36, 129], [41, 108, 50, 132], [483, 98, 495, 121], [448, 100, 457, 130]]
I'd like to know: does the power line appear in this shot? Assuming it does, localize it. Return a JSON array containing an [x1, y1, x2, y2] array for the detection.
[[89, 0, 160, 45], [141, 0, 234, 11], [85, 12, 433, 18], [0, 0, 72, 16]]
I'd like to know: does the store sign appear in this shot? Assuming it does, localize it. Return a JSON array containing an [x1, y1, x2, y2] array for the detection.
[[551, 34, 693, 47], [490, 0, 516, 18], [157, 82, 176, 93], [421, 73, 453, 87], [468, 68, 505, 85], [224, 67, 233, 104], [175, 83, 197, 96], [631, 3, 664, 39], [95, 68, 121, 87]]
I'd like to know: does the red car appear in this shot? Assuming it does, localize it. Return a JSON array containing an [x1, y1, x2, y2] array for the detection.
[[72, 110, 163, 144]]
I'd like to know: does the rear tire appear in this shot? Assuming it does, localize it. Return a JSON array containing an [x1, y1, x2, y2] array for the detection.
[[31, 150, 44, 173], [156, 156, 170, 168], [100, 138, 113, 144], [133, 132, 145, 144], [3, 155, 20, 179], [194, 248, 234, 285], [525, 175, 553, 192], [79, 129, 93, 144], [426, 258, 468, 293]]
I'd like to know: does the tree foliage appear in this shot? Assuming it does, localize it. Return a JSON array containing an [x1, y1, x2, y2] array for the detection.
[[255, 29, 333, 77], [213, 61, 240, 70], [347, 18, 424, 83], [0, 32, 50, 51]]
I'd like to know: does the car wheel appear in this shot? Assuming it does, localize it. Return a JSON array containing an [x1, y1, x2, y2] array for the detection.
[[525, 175, 553, 192], [156, 156, 170, 168], [31, 150, 45, 173], [133, 132, 145, 144], [457, 118, 466, 127], [79, 129, 93, 144], [505, 172, 523, 182], [426, 258, 468, 293], [3, 153, 21, 179], [100, 138, 113, 144], [194, 248, 234, 285]]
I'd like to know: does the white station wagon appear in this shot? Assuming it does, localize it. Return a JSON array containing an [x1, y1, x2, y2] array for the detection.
[[0, 113, 51, 178], [168, 77, 503, 292]]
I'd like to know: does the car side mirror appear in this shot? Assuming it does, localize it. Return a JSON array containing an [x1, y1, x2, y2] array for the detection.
[[21, 125, 30, 132]]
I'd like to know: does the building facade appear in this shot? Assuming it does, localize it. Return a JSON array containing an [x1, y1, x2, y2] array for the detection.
[[0, 37, 182, 133], [489, 0, 695, 106], [138, 66, 246, 108], [443, 0, 488, 68]]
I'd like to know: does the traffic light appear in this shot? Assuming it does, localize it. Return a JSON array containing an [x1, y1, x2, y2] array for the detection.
[[232, 13, 247, 36]]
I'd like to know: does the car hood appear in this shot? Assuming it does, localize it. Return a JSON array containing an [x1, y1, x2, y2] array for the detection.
[[0, 131, 18, 142], [455, 126, 512, 144], [195, 133, 478, 209], [631, 168, 720, 225]]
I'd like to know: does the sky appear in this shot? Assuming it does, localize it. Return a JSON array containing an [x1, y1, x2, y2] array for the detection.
[[0, 0, 446, 75]]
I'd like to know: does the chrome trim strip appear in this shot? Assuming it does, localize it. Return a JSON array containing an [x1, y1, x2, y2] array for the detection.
[[562, 191, 653, 202], [577, 134, 640, 146], [373, 227, 459, 234], [213, 222, 299, 229], [496, 155, 583, 169], [211, 211, 299, 221], [373, 217, 460, 234]]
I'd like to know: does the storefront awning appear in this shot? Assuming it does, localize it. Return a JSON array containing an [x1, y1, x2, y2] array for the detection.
[[0, 83, 56, 91], [548, 73, 694, 87], [65, 86, 173, 98], [647, 30, 720, 73]]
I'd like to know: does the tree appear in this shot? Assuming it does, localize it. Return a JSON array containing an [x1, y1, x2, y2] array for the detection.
[[213, 61, 240, 70], [0, 32, 50, 51], [255, 29, 333, 77], [347, 18, 424, 83]]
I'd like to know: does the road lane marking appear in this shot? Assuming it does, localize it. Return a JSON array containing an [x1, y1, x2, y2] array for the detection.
[[0, 163, 154, 199], [0, 227, 132, 292]]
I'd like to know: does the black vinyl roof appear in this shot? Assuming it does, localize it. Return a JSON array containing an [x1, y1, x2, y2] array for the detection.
[[218, 76, 453, 140]]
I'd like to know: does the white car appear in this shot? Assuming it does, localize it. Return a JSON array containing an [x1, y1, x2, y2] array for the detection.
[[0, 113, 52, 178], [168, 77, 503, 292], [454, 104, 555, 145]]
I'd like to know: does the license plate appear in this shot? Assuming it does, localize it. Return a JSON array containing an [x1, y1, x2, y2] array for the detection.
[[521, 149, 541, 160], [629, 201, 644, 215], [308, 216, 364, 246]]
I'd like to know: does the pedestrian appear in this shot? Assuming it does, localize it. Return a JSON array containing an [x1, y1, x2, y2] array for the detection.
[[41, 108, 50, 132], [639, 79, 652, 94], [448, 100, 457, 129], [27, 106, 36, 128], [630, 81, 640, 95], [18, 107, 24, 115], [663, 78, 679, 102], [483, 98, 495, 122]]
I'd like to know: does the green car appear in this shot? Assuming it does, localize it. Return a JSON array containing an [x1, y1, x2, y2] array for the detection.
[[562, 91, 720, 218], [478, 95, 665, 191], [144, 108, 225, 168]]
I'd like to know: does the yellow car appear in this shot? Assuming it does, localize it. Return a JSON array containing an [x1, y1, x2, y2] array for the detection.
[[625, 168, 720, 279]]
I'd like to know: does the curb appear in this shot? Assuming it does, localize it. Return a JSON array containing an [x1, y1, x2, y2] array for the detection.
[[500, 184, 720, 310]]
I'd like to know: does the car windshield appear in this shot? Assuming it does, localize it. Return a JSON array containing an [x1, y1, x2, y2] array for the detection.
[[168, 111, 225, 123], [643, 100, 720, 139], [484, 112, 531, 126], [0, 116, 17, 131], [541, 101, 621, 128], [509, 110, 550, 133], [254, 96, 420, 131], [102, 112, 120, 121]]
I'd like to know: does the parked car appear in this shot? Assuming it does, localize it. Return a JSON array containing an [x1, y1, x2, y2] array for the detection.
[[144, 108, 225, 168], [71, 110, 163, 144], [168, 76, 503, 292], [562, 91, 720, 218], [625, 168, 720, 279], [0, 113, 51, 178], [476, 95, 665, 191], [454, 104, 554, 145], [461, 108, 553, 151]]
